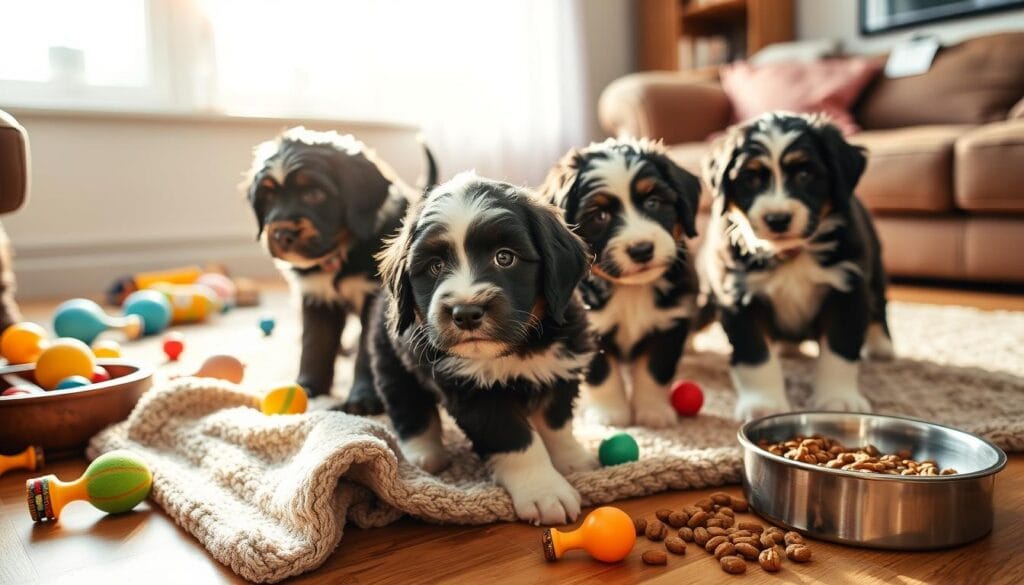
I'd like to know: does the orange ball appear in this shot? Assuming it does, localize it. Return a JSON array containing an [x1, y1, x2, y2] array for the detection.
[[543, 506, 636, 563], [35, 338, 97, 390], [1, 322, 48, 364]]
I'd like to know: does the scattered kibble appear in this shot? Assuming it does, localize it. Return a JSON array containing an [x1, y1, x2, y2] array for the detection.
[[664, 536, 687, 555], [642, 550, 668, 565]]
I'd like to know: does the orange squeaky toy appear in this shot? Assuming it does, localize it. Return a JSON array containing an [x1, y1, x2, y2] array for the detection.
[[0, 445, 44, 477], [542, 506, 636, 563]]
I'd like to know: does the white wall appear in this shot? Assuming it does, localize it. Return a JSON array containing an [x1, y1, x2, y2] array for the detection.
[[798, 0, 1024, 54], [580, 0, 636, 141], [3, 110, 424, 299]]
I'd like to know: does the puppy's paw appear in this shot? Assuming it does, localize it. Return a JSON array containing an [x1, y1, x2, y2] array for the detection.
[[338, 383, 385, 416], [810, 391, 872, 413], [400, 437, 451, 475], [505, 469, 582, 526], [583, 402, 632, 427], [734, 394, 792, 422], [633, 400, 677, 429], [548, 443, 599, 476], [297, 378, 329, 398], [862, 323, 895, 361]]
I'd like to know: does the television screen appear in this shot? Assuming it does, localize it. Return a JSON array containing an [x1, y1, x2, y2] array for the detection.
[[860, 0, 1024, 34]]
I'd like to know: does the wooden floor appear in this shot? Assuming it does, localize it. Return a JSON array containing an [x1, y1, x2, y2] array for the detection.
[[1, 284, 1022, 585]]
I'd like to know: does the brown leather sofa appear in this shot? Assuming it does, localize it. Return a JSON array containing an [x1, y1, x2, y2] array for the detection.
[[599, 32, 1024, 284], [0, 109, 28, 328]]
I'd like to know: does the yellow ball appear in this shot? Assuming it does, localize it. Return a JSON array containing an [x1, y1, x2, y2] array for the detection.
[[260, 384, 308, 415], [35, 338, 97, 389], [91, 339, 122, 359], [1, 322, 48, 364]]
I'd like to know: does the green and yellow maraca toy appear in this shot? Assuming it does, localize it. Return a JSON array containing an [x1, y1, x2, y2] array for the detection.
[[26, 450, 152, 522]]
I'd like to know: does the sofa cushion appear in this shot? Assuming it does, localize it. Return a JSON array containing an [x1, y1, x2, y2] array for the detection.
[[720, 58, 882, 135], [857, 32, 1024, 130], [955, 120, 1024, 213], [849, 125, 973, 214], [0, 110, 29, 214]]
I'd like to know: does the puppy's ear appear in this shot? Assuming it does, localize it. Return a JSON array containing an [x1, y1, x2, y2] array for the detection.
[[647, 150, 701, 238], [537, 149, 582, 218], [810, 118, 867, 209], [375, 204, 420, 335], [332, 152, 394, 240], [246, 178, 267, 239], [524, 197, 590, 324], [702, 125, 746, 206], [243, 138, 281, 239]]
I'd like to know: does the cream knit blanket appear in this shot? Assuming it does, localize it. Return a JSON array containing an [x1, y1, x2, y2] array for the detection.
[[88, 302, 1024, 583]]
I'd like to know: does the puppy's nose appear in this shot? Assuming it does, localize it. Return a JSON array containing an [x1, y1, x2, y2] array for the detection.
[[452, 304, 485, 330], [764, 213, 792, 234], [626, 241, 655, 263], [272, 227, 299, 249]]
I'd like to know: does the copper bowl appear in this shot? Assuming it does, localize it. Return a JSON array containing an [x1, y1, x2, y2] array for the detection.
[[0, 360, 152, 458]]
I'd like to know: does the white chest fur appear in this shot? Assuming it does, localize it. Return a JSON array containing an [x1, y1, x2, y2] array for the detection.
[[587, 281, 693, 353], [282, 265, 377, 313], [745, 252, 858, 335]]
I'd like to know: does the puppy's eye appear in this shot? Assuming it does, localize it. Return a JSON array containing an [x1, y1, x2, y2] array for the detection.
[[494, 249, 516, 268], [593, 210, 611, 224], [301, 189, 326, 205], [742, 172, 764, 190], [643, 196, 662, 211], [429, 258, 445, 276], [794, 168, 814, 184]]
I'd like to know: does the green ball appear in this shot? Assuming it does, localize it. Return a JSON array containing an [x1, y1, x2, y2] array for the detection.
[[599, 432, 640, 466], [84, 450, 153, 514]]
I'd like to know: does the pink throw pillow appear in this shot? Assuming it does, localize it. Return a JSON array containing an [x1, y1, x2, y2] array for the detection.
[[719, 58, 883, 135]]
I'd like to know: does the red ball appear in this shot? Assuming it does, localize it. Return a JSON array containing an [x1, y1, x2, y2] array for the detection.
[[91, 365, 111, 383], [670, 380, 704, 416], [162, 332, 185, 361]]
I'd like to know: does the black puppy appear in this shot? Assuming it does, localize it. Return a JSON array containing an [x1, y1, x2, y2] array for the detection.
[[540, 139, 701, 428], [700, 112, 893, 421], [372, 172, 596, 525], [245, 127, 435, 413]]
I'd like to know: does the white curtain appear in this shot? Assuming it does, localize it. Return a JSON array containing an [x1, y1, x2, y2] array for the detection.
[[199, 0, 590, 186]]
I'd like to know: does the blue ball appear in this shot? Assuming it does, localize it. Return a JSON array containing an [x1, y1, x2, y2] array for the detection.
[[53, 298, 108, 345], [122, 290, 172, 335], [258, 316, 275, 336], [55, 375, 92, 390]]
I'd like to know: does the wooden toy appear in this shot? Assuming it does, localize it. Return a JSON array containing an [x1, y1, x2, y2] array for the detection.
[[55, 375, 92, 390], [259, 316, 275, 336], [162, 332, 185, 361], [54, 299, 143, 345], [177, 354, 245, 384], [91, 340, 122, 358], [599, 432, 639, 466], [91, 365, 111, 383], [543, 507, 636, 563], [0, 322, 48, 364], [34, 338, 97, 390], [123, 290, 173, 335], [670, 380, 704, 417], [150, 282, 222, 324], [0, 445, 43, 477], [26, 449, 152, 521], [260, 384, 308, 415]]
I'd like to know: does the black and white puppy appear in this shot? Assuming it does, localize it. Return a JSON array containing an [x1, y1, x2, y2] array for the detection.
[[245, 127, 434, 413], [700, 112, 893, 421], [373, 172, 597, 525], [540, 139, 702, 428]]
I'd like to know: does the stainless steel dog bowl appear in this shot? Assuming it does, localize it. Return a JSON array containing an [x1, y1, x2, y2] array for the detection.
[[738, 412, 1007, 550]]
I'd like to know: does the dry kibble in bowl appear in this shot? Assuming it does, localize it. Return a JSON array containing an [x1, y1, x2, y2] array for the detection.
[[759, 435, 959, 476]]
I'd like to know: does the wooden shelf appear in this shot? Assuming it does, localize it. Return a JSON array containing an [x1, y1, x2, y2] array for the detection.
[[683, 0, 746, 21]]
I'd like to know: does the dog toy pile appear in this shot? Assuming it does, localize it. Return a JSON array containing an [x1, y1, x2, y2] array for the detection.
[[26, 449, 151, 522], [757, 435, 959, 476], [632, 492, 814, 575]]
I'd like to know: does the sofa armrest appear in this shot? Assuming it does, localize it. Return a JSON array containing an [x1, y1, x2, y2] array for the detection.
[[0, 110, 29, 214], [1010, 96, 1024, 120], [955, 119, 1024, 212], [598, 71, 733, 144]]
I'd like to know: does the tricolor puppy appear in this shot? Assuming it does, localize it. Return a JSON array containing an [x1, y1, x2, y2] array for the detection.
[[372, 172, 597, 525], [540, 139, 701, 428], [245, 127, 435, 413], [699, 112, 893, 421]]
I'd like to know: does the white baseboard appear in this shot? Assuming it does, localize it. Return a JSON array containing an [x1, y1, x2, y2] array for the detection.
[[11, 235, 281, 300]]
